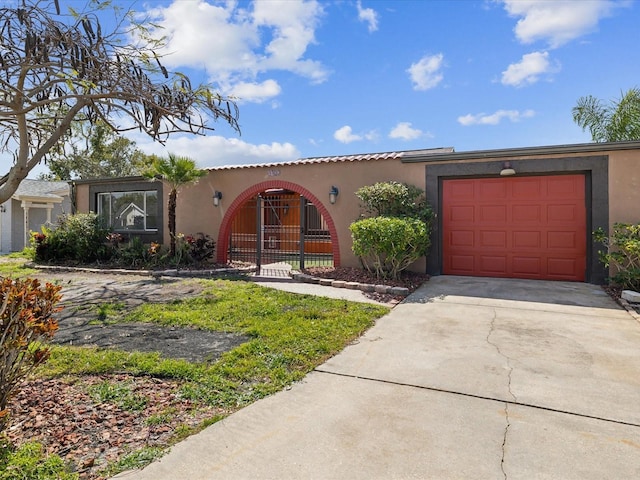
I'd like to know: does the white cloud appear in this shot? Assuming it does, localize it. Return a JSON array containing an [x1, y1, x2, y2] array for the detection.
[[501, 0, 619, 48], [457, 109, 535, 126], [142, 0, 328, 103], [132, 134, 300, 168], [501, 51, 558, 87], [357, 1, 379, 32], [228, 80, 282, 104], [334, 125, 362, 144], [389, 122, 430, 141], [333, 125, 378, 144], [407, 53, 444, 91]]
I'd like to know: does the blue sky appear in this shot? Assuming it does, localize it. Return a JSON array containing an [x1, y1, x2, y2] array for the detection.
[[34, 0, 640, 173]]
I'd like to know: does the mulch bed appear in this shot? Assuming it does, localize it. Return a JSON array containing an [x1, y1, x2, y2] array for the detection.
[[6, 375, 226, 479]]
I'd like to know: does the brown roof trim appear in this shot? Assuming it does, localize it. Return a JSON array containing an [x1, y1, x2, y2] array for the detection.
[[401, 141, 640, 163]]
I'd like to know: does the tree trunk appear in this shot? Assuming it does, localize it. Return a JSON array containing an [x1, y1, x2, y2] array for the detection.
[[168, 188, 177, 257]]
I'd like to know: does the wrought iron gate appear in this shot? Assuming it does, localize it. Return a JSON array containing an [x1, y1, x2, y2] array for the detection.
[[228, 190, 333, 269]]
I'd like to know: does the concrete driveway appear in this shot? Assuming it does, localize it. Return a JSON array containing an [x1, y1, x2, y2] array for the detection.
[[115, 276, 640, 480]]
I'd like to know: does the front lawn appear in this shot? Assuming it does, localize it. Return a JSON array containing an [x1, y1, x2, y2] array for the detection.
[[2, 278, 389, 479]]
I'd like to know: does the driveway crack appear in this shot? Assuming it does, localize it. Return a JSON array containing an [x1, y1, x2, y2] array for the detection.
[[486, 309, 517, 402], [487, 309, 513, 479], [501, 403, 510, 480]]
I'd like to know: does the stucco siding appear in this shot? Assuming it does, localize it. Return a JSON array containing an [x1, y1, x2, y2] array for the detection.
[[177, 158, 426, 269], [608, 150, 640, 226]]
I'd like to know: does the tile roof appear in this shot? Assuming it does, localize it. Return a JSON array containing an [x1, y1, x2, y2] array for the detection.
[[208, 147, 455, 171]]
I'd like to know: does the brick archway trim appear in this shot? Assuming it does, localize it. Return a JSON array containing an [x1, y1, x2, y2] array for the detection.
[[216, 180, 341, 267]]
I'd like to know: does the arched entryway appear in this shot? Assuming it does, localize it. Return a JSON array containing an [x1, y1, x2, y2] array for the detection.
[[216, 181, 340, 269]]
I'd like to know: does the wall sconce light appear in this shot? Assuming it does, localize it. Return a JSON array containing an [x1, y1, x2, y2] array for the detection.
[[329, 186, 339, 204], [213, 191, 222, 206], [500, 161, 516, 176], [283, 203, 289, 216]]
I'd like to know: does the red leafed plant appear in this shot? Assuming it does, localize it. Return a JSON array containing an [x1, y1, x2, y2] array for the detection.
[[0, 278, 62, 433]]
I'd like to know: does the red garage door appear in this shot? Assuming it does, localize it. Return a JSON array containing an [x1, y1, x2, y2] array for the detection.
[[442, 175, 587, 281]]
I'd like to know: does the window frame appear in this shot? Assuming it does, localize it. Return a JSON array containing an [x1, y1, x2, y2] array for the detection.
[[89, 180, 163, 244]]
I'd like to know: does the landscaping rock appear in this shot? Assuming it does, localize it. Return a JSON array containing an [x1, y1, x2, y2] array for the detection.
[[621, 290, 640, 303], [374, 284, 390, 294]]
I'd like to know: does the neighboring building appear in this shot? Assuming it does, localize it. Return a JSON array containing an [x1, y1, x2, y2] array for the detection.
[[0, 179, 71, 252], [73, 141, 640, 284]]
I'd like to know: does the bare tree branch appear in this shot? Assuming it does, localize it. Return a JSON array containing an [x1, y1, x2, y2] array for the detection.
[[0, 0, 240, 203]]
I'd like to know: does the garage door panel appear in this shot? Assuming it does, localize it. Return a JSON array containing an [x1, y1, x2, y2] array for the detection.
[[512, 178, 542, 198], [512, 257, 541, 276], [449, 181, 476, 198], [547, 176, 581, 196], [547, 204, 581, 222], [443, 175, 586, 281], [480, 205, 507, 222], [479, 181, 508, 198], [512, 204, 542, 222], [513, 231, 541, 248], [449, 205, 474, 222], [548, 258, 581, 277], [479, 230, 507, 247], [450, 255, 474, 273], [479, 256, 507, 274], [450, 230, 474, 246], [548, 231, 579, 249]]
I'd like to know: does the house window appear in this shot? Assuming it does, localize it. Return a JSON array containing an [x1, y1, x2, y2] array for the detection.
[[97, 191, 158, 232], [305, 202, 329, 238]]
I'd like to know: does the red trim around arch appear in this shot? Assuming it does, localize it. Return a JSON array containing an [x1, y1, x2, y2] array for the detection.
[[216, 181, 341, 267]]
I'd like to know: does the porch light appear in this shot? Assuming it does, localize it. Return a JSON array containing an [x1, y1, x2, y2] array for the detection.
[[329, 186, 339, 204], [500, 161, 516, 176], [213, 191, 222, 206]]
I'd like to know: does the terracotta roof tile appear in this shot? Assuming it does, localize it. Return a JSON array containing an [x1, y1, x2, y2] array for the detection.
[[209, 147, 454, 171]]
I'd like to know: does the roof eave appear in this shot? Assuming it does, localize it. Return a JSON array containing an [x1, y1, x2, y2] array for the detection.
[[401, 141, 640, 163]]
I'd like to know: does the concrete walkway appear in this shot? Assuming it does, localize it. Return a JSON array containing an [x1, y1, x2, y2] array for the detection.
[[114, 276, 640, 479]]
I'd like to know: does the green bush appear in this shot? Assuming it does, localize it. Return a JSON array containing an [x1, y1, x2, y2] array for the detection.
[[32, 213, 113, 263], [350, 181, 433, 279], [594, 223, 640, 290], [350, 216, 430, 279], [355, 181, 433, 222]]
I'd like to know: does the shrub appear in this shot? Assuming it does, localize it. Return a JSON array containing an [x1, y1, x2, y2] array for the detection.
[[594, 223, 640, 290], [185, 233, 216, 263], [350, 216, 430, 279], [32, 213, 113, 263], [355, 181, 433, 222], [113, 237, 159, 269], [351, 181, 434, 279], [0, 278, 62, 433]]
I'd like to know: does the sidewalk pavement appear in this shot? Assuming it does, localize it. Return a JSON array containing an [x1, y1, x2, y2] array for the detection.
[[114, 275, 640, 480]]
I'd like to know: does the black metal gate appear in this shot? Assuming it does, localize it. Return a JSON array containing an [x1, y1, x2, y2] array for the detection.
[[228, 190, 333, 270]]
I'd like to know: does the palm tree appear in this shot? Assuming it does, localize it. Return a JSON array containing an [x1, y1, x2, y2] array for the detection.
[[572, 87, 640, 142], [144, 153, 206, 257]]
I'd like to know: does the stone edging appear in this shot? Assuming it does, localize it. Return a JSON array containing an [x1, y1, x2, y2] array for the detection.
[[290, 272, 410, 297], [27, 262, 411, 297], [618, 297, 640, 324], [25, 262, 256, 278]]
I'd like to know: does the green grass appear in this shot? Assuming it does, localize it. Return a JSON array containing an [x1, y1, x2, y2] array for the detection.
[[18, 278, 389, 477], [98, 447, 165, 478], [13, 279, 389, 480], [42, 279, 388, 406], [0, 441, 78, 480], [87, 380, 148, 412], [0, 255, 39, 278]]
